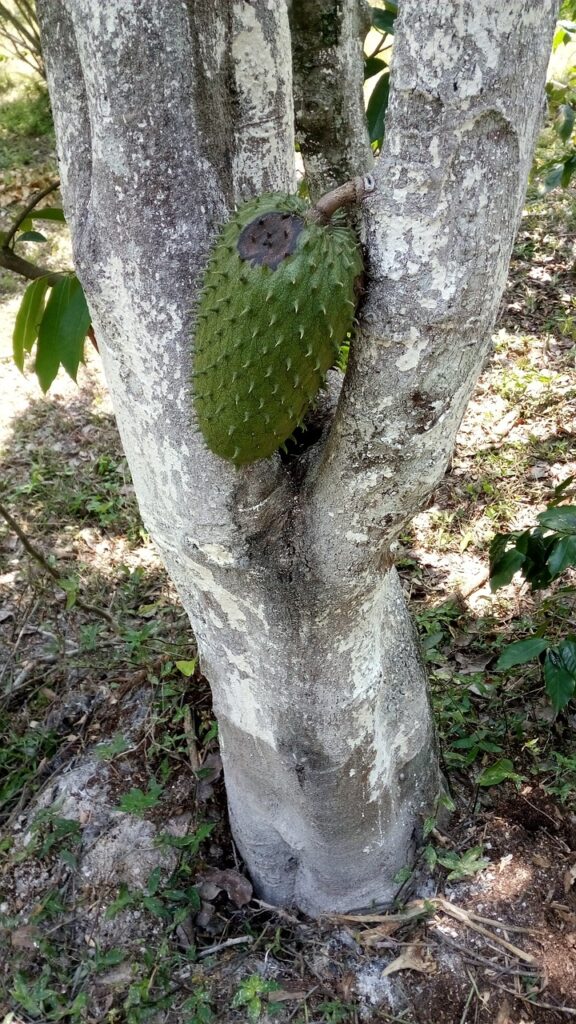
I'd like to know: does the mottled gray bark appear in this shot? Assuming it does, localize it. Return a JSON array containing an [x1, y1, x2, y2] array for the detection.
[[290, 0, 373, 198], [37, 0, 557, 913]]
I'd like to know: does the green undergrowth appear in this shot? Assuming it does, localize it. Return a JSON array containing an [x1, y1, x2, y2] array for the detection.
[[416, 598, 576, 809], [0, 68, 54, 172]]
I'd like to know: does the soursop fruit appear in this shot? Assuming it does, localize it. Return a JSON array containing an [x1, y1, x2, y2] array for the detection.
[[192, 187, 365, 465]]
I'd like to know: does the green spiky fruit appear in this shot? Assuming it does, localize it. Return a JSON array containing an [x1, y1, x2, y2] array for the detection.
[[192, 191, 363, 466]]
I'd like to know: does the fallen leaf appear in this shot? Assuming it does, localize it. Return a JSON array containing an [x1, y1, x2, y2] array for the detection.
[[564, 862, 576, 894], [11, 925, 40, 949], [495, 997, 511, 1024], [271, 990, 308, 1002], [201, 868, 252, 907], [196, 901, 216, 930], [382, 944, 436, 977]]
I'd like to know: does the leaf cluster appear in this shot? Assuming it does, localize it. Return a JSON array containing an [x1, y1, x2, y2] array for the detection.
[[365, 3, 397, 149], [490, 479, 576, 709]]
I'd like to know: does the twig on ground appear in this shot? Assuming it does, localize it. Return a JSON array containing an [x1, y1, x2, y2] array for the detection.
[[431, 928, 539, 978], [435, 899, 537, 964], [459, 978, 477, 1024], [198, 935, 254, 957], [492, 982, 576, 1017], [0, 499, 115, 627], [183, 705, 200, 770]]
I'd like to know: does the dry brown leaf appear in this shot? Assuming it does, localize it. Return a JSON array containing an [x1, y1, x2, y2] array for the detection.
[[495, 997, 511, 1024], [11, 925, 40, 949], [564, 862, 576, 894], [201, 867, 252, 907], [532, 854, 551, 869], [551, 902, 576, 927], [382, 944, 436, 977]]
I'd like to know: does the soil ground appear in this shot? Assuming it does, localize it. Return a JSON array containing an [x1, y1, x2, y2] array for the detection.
[[1, 52, 576, 1024]]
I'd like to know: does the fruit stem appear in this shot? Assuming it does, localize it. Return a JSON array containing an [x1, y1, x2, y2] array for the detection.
[[308, 174, 375, 225]]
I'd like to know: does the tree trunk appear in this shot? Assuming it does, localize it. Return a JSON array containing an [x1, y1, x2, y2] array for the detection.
[[37, 0, 558, 913]]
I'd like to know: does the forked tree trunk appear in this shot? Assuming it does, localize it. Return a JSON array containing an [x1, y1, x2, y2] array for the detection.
[[37, 0, 558, 913]]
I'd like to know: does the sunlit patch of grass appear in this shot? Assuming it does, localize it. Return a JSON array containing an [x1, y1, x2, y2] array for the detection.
[[0, 69, 54, 171]]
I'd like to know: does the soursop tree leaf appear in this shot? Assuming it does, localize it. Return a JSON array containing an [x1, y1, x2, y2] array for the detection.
[[17, 230, 48, 243], [12, 276, 51, 371], [30, 207, 66, 222], [496, 637, 550, 670], [547, 535, 576, 576], [371, 7, 397, 34], [561, 153, 576, 187], [544, 648, 576, 711], [489, 547, 525, 590], [364, 55, 387, 79], [35, 274, 91, 392], [538, 506, 576, 533], [366, 68, 390, 146], [557, 637, 576, 676], [556, 102, 575, 142]]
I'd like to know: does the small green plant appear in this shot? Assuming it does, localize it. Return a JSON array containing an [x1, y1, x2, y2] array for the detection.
[[425, 844, 490, 882], [317, 1000, 354, 1023], [106, 864, 201, 925], [116, 778, 163, 816], [231, 975, 282, 1022], [181, 987, 216, 1024], [490, 479, 576, 710], [26, 810, 82, 863]]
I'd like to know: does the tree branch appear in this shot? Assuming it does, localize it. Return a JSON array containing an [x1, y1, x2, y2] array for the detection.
[[305, 0, 560, 581], [289, 0, 372, 199], [0, 246, 62, 285], [3, 179, 60, 248]]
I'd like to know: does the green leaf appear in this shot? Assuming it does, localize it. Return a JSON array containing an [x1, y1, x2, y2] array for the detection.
[[544, 649, 576, 711], [142, 895, 168, 918], [95, 734, 129, 760], [31, 207, 66, 222], [538, 506, 576, 533], [117, 779, 163, 816], [477, 759, 518, 787], [558, 637, 576, 676], [489, 548, 525, 590], [557, 103, 575, 142], [12, 276, 51, 371], [175, 659, 197, 677], [366, 68, 390, 146], [146, 865, 162, 895], [561, 153, 576, 188], [35, 275, 91, 392], [551, 475, 575, 500], [496, 637, 550, 669], [371, 7, 396, 33], [364, 56, 387, 80], [393, 865, 412, 884], [424, 844, 437, 870], [17, 230, 47, 243], [547, 535, 576, 576], [437, 845, 489, 880]]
